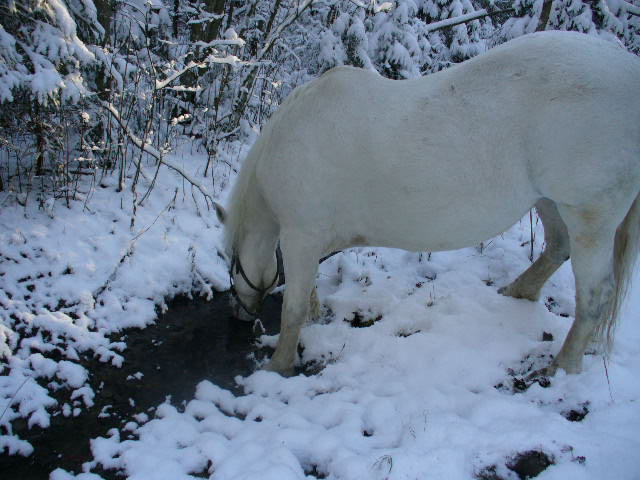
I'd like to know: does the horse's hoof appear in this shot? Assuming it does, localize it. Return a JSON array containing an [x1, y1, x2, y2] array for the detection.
[[550, 359, 582, 375], [524, 366, 553, 385], [498, 284, 539, 302], [497, 284, 521, 297], [264, 360, 295, 377], [543, 363, 558, 377]]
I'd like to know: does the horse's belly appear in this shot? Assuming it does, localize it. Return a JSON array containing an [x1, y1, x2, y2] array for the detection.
[[264, 138, 538, 255], [358, 198, 535, 253], [325, 154, 538, 253]]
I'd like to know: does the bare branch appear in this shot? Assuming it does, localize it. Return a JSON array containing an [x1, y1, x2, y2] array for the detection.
[[256, 0, 317, 61], [100, 101, 214, 205], [228, 0, 318, 130], [99, 102, 150, 183]]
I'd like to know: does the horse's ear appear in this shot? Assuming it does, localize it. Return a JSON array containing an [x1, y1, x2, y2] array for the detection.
[[214, 202, 227, 224]]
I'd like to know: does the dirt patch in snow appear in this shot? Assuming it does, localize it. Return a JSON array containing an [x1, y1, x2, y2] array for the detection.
[[0, 292, 283, 479], [476, 450, 555, 480]]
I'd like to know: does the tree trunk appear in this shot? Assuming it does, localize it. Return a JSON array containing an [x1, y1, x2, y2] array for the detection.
[[191, 0, 226, 43], [32, 102, 45, 177], [94, 0, 114, 39], [205, 0, 226, 41], [173, 0, 179, 38], [536, 0, 554, 31], [94, 0, 114, 101]]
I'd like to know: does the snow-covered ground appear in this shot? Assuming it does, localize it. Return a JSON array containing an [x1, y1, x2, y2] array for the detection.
[[2, 149, 640, 479], [0, 146, 235, 456]]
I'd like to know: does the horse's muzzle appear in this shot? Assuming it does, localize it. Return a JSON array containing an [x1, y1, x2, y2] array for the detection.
[[229, 292, 261, 322]]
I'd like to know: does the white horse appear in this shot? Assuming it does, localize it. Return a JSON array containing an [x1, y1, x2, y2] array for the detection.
[[215, 31, 640, 377]]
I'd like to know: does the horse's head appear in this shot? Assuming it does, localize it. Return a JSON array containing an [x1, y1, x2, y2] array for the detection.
[[228, 249, 280, 320], [216, 202, 281, 321]]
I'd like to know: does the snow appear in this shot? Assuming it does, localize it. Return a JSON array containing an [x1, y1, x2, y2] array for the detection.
[[1, 144, 635, 477], [69, 262, 640, 480]]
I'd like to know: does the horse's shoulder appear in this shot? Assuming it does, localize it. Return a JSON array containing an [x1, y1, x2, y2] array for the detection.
[[320, 65, 367, 77], [321, 65, 356, 74], [278, 67, 366, 109], [315, 66, 379, 91]]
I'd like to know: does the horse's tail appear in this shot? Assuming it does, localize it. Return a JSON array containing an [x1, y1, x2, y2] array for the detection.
[[600, 191, 640, 350]]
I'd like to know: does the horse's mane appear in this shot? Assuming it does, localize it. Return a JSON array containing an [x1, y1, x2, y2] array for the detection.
[[222, 84, 307, 259], [222, 141, 261, 258]]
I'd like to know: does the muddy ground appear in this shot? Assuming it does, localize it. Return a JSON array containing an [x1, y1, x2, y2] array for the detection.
[[0, 292, 283, 480]]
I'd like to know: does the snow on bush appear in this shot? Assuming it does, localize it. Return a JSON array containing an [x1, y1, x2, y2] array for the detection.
[[0, 0, 99, 104]]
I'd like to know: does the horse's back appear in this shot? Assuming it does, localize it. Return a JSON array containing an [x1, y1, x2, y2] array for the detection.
[[254, 32, 640, 252]]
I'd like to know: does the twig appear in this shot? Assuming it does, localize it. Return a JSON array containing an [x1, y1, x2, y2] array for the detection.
[[0, 377, 30, 424], [100, 101, 214, 207], [130, 188, 178, 243], [603, 357, 614, 403], [100, 101, 150, 183]]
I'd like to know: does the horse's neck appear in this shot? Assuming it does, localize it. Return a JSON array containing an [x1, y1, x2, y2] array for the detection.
[[237, 210, 279, 283]]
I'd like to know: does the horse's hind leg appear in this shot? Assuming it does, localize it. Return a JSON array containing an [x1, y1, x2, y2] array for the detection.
[[550, 205, 618, 374], [499, 198, 570, 301], [266, 230, 320, 376]]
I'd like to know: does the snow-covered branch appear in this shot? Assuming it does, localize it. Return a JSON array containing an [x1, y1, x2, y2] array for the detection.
[[424, 8, 514, 32], [618, 0, 640, 16], [187, 13, 225, 25], [193, 38, 246, 48], [155, 54, 249, 90], [347, 0, 393, 13], [158, 38, 246, 47]]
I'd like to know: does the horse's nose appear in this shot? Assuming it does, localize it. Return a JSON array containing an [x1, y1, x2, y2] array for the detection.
[[230, 299, 257, 322], [235, 306, 256, 322]]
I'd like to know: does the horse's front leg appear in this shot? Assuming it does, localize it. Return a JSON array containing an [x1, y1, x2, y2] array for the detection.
[[265, 232, 320, 376]]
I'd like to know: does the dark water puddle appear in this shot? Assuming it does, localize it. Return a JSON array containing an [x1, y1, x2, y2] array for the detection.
[[0, 291, 282, 479]]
